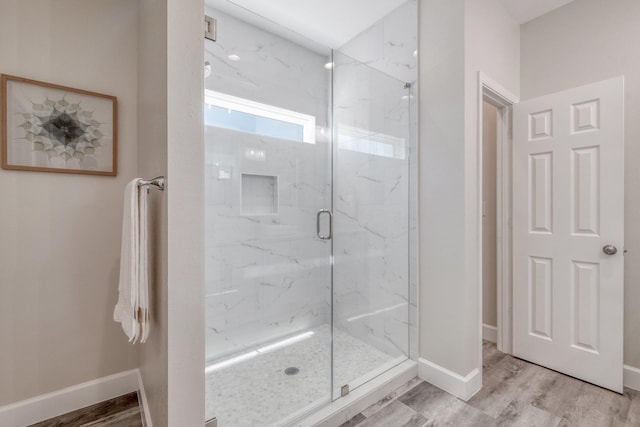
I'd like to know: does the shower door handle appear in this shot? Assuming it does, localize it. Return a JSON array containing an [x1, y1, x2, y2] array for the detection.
[[317, 209, 333, 240]]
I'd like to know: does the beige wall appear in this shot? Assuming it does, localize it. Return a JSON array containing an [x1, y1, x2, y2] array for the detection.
[[166, 0, 205, 423], [521, 0, 640, 368], [138, 0, 169, 425], [0, 1, 203, 421], [482, 101, 498, 328], [0, 0, 139, 405], [138, 0, 206, 424], [419, 0, 519, 380], [465, 0, 521, 98], [464, 0, 520, 372], [464, 0, 520, 352], [419, 0, 469, 375]]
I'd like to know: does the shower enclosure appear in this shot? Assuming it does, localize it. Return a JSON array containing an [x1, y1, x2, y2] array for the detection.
[[203, 1, 417, 425]]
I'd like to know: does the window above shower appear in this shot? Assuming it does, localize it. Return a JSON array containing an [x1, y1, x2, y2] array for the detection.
[[205, 90, 316, 143]]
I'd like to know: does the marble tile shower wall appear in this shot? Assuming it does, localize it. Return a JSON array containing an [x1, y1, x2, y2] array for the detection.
[[205, 9, 329, 122], [332, 0, 418, 359], [332, 52, 411, 359], [204, 2, 418, 362], [205, 9, 331, 360], [338, 0, 418, 86]]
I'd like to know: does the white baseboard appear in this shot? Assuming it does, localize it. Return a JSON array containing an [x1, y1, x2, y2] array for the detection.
[[137, 370, 153, 427], [483, 324, 497, 343], [624, 365, 640, 392], [0, 369, 140, 427], [418, 358, 481, 401]]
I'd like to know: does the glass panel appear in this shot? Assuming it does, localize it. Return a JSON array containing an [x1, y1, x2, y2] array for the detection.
[[204, 7, 332, 426], [331, 47, 414, 397]]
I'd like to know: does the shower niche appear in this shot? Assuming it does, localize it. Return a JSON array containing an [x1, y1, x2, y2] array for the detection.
[[204, 1, 418, 425], [240, 173, 279, 216]]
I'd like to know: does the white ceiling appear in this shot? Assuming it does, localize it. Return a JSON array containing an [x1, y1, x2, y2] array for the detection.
[[499, 0, 576, 24], [205, 0, 574, 52], [206, 0, 408, 50]]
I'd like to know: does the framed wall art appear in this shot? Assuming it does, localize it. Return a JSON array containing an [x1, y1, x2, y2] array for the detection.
[[1, 74, 117, 176]]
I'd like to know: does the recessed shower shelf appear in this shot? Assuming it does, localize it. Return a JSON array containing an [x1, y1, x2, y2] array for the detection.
[[240, 173, 279, 215]]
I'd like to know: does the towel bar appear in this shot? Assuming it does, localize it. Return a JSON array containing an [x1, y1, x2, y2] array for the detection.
[[138, 176, 166, 191]]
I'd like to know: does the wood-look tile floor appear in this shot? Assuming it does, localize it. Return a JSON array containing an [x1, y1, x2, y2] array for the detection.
[[28, 392, 142, 427], [342, 341, 640, 427]]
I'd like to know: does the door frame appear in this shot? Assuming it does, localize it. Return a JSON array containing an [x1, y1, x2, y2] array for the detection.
[[477, 72, 518, 355]]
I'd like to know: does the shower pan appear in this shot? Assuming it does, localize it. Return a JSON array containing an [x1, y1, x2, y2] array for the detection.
[[203, 1, 418, 425]]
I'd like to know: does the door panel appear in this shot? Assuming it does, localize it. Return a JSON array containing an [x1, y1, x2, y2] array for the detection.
[[513, 77, 624, 392]]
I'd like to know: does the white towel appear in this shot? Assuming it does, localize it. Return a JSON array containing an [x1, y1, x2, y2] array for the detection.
[[114, 178, 150, 343], [139, 183, 150, 343]]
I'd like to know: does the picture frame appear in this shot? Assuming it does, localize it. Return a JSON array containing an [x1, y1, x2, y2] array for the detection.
[[1, 74, 117, 176]]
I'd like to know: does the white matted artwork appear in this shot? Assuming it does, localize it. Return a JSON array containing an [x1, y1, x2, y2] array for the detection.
[[1, 74, 117, 176]]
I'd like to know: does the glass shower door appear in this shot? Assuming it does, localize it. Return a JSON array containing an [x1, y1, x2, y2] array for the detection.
[[203, 9, 334, 426], [331, 50, 412, 398], [204, 1, 417, 423]]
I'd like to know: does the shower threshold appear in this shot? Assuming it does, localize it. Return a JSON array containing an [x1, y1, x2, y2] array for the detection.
[[204, 324, 414, 426]]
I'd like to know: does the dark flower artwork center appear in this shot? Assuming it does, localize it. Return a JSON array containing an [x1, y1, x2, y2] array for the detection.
[[18, 96, 105, 161], [40, 109, 89, 146]]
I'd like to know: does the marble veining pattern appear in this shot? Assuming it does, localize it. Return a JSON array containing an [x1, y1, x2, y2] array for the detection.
[[332, 0, 418, 361], [204, 7, 332, 360], [338, 1, 418, 85], [205, 126, 332, 360], [204, 8, 329, 126], [205, 325, 402, 427], [204, 0, 418, 387], [332, 49, 412, 359]]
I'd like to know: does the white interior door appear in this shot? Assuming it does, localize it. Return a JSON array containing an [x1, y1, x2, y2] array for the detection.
[[512, 77, 624, 392]]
